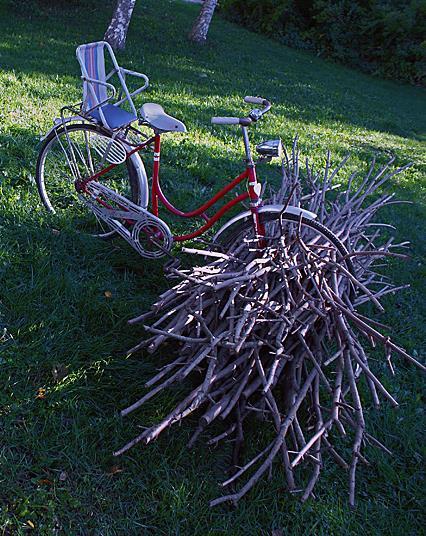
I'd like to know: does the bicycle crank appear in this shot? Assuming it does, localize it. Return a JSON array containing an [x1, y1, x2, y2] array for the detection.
[[81, 181, 173, 259]]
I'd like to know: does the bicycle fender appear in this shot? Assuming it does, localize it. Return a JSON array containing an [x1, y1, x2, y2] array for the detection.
[[40, 117, 83, 141], [213, 204, 317, 242], [123, 143, 149, 209]]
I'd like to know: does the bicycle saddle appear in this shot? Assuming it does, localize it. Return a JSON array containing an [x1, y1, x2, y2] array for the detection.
[[139, 103, 187, 133]]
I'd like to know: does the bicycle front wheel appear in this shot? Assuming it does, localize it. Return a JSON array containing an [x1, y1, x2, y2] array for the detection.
[[216, 211, 355, 277], [36, 123, 141, 239]]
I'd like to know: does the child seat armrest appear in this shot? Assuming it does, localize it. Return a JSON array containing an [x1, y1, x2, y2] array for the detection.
[[81, 76, 117, 99], [117, 67, 149, 103]]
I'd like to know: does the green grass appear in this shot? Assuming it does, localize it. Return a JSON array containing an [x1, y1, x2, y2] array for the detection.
[[0, 0, 425, 533]]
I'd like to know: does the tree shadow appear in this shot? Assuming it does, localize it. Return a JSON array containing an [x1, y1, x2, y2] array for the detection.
[[0, 0, 424, 143]]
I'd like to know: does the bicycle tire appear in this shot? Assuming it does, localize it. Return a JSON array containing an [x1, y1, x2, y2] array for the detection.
[[217, 211, 356, 277], [36, 122, 141, 239]]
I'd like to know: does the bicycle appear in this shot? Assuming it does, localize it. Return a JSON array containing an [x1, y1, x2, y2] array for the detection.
[[36, 41, 353, 272]]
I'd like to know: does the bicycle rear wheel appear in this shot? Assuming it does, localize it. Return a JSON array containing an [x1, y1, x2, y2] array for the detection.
[[36, 123, 141, 239]]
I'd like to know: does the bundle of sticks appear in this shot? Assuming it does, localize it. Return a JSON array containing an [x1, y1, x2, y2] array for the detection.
[[115, 140, 424, 507]]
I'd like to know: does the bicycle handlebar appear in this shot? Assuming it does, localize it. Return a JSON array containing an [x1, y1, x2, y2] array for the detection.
[[211, 117, 241, 125], [244, 96, 269, 106], [211, 96, 271, 127]]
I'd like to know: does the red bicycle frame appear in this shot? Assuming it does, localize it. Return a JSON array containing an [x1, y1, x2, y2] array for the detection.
[[79, 127, 266, 242], [151, 134, 264, 241]]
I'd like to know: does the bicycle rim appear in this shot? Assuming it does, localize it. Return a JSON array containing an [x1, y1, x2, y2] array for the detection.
[[36, 123, 140, 239], [217, 212, 355, 277]]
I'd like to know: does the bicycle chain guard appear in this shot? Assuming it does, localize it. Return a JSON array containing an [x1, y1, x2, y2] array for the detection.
[[81, 182, 173, 259]]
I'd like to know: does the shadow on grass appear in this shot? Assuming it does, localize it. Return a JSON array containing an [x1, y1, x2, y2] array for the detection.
[[1, 0, 425, 143], [0, 2, 424, 531]]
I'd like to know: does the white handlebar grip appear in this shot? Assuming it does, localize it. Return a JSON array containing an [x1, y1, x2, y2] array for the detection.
[[244, 96, 265, 105], [211, 117, 240, 125]]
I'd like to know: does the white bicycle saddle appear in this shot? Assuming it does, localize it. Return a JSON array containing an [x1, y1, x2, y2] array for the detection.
[[139, 103, 187, 133]]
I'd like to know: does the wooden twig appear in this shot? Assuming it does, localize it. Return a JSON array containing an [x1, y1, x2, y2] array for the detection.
[[115, 139, 420, 509]]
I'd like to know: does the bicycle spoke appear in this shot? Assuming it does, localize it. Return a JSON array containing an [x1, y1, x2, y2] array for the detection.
[[54, 130, 80, 181], [37, 124, 138, 238], [83, 129, 95, 174]]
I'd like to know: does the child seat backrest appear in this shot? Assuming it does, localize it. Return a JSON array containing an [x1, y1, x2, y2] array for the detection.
[[77, 42, 110, 112], [76, 41, 139, 121]]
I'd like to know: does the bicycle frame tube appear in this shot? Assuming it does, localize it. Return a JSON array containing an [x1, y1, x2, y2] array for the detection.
[[152, 135, 250, 219], [151, 134, 266, 241], [174, 192, 249, 241], [79, 130, 265, 242], [77, 135, 156, 190]]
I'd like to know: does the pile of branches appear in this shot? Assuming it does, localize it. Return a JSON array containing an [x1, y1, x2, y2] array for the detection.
[[115, 141, 424, 507]]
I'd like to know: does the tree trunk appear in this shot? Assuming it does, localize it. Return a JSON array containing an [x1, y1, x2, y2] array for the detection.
[[189, 0, 218, 44], [104, 0, 137, 51]]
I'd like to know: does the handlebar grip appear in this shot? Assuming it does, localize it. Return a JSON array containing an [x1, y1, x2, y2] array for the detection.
[[244, 96, 267, 105], [211, 117, 241, 125]]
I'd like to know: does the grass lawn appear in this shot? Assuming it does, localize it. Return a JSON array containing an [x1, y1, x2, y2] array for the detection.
[[0, 0, 424, 533]]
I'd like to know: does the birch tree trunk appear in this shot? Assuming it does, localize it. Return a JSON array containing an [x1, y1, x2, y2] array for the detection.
[[104, 0, 137, 51], [189, 0, 218, 44]]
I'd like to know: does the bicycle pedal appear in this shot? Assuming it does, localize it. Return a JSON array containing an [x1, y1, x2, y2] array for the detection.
[[163, 257, 181, 278]]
